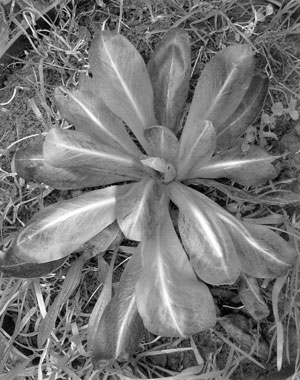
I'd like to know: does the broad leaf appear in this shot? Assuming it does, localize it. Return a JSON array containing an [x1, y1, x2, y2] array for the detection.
[[14, 143, 136, 189], [10, 185, 125, 263], [144, 125, 179, 165], [0, 249, 65, 278], [177, 120, 216, 180], [168, 182, 241, 285], [89, 31, 156, 150], [216, 76, 269, 151], [184, 45, 254, 133], [147, 28, 191, 132], [170, 183, 295, 281], [116, 178, 166, 241], [43, 127, 146, 180], [55, 83, 141, 157], [217, 215, 296, 278], [188, 145, 278, 186], [136, 207, 216, 337], [92, 251, 144, 368]]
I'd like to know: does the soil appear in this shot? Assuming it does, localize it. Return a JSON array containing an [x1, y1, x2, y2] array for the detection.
[[1, 1, 300, 379]]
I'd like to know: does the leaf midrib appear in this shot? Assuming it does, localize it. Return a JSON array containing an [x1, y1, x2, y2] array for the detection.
[[104, 38, 146, 129]]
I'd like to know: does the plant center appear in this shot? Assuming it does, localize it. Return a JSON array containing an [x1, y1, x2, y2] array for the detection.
[[140, 156, 177, 183], [161, 162, 176, 183]]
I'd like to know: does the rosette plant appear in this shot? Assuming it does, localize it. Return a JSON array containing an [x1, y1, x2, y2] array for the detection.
[[0, 28, 296, 365]]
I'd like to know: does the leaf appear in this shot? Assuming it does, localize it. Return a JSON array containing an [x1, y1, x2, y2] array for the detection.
[[43, 127, 146, 180], [272, 275, 286, 371], [258, 190, 300, 207], [272, 102, 284, 116], [179, 179, 296, 278], [116, 178, 166, 241], [177, 120, 216, 180], [188, 144, 278, 186], [0, 249, 65, 278], [215, 213, 296, 278], [88, 251, 115, 350], [168, 182, 241, 285], [185, 44, 254, 133], [14, 143, 131, 189], [10, 185, 123, 263], [147, 28, 191, 132], [239, 275, 269, 321], [136, 206, 216, 337], [266, 4, 274, 16], [55, 79, 141, 157], [89, 31, 156, 150], [290, 110, 299, 120], [0, 11, 9, 58], [38, 255, 85, 347], [140, 156, 170, 172], [92, 251, 145, 368], [140, 157, 176, 183], [216, 76, 269, 151], [144, 125, 179, 164], [222, 217, 296, 278], [193, 179, 300, 208]]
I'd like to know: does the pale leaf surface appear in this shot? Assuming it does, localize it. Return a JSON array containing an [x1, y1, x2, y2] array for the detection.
[[136, 207, 216, 337], [14, 143, 126, 190], [217, 215, 296, 278], [177, 120, 216, 180], [11, 185, 125, 263], [216, 76, 268, 151], [55, 82, 141, 156], [144, 125, 179, 164], [89, 31, 156, 150], [14, 143, 132, 189], [147, 28, 191, 132], [43, 128, 146, 180], [92, 251, 144, 368], [168, 182, 241, 285], [116, 178, 165, 241], [185, 45, 254, 133], [188, 145, 278, 186], [171, 183, 295, 280]]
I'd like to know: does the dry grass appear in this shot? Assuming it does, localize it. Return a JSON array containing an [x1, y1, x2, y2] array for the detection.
[[1, 0, 300, 379]]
